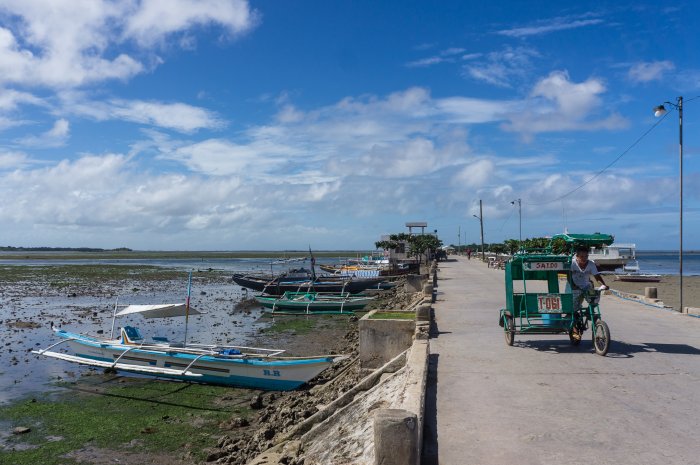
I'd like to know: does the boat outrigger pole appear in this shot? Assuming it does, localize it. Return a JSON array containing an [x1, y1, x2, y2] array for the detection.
[[184, 270, 192, 346], [109, 297, 119, 339]]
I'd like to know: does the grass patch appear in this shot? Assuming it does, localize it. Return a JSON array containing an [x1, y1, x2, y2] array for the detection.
[[368, 311, 415, 320], [260, 315, 317, 334], [0, 377, 252, 464], [258, 313, 353, 334]]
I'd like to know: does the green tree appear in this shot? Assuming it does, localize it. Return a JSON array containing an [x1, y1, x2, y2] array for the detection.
[[407, 234, 443, 263]]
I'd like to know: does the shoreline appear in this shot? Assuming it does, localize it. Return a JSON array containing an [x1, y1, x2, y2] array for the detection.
[[607, 274, 700, 310]]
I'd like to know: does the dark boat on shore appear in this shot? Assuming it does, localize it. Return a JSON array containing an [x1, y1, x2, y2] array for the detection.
[[232, 273, 390, 295]]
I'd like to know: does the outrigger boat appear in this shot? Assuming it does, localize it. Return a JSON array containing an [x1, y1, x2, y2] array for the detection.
[[232, 273, 388, 295], [255, 291, 375, 314], [612, 260, 661, 283], [33, 276, 338, 390]]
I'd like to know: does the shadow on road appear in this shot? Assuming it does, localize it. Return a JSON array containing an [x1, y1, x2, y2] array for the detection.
[[512, 339, 700, 358], [421, 353, 439, 465], [429, 308, 451, 338]]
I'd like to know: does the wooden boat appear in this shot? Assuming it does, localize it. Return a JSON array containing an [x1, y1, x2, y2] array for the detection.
[[613, 260, 661, 282], [255, 291, 374, 314], [33, 301, 338, 390], [614, 273, 662, 283], [232, 273, 387, 295]]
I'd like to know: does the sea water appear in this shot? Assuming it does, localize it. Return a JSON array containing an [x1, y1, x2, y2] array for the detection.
[[635, 251, 700, 276]]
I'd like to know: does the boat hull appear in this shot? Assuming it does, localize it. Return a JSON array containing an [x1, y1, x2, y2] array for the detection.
[[614, 274, 661, 283], [44, 330, 334, 390], [232, 274, 386, 294], [255, 295, 372, 313]]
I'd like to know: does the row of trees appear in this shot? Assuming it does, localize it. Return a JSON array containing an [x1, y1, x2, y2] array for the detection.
[[451, 237, 571, 255], [375, 233, 444, 262]]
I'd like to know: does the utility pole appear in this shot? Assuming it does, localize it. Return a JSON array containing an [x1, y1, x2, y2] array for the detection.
[[458, 226, 461, 254], [479, 199, 485, 261], [511, 198, 522, 244], [473, 199, 485, 261]]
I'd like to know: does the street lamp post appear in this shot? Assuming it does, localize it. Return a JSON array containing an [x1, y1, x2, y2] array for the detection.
[[511, 198, 522, 244], [654, 96, 683, 313], [473, 199, 485, 261]]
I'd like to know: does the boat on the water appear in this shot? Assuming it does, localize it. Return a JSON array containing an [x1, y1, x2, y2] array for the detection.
[[611, 260, 662, 283], [33, 281, 339, 390], [232, 273, 388, 295], [255, 291, 374, 314], [614, 273, 662, 283], [589, 243, 636, 272]]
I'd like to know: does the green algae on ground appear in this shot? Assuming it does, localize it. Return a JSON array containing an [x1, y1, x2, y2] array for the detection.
[[0, 376, 253, 465], [368, 311, 415, 320], [258, 313, 354, 335]]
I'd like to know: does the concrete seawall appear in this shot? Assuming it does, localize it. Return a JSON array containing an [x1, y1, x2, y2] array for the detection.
[[249, 276, 433, 465]]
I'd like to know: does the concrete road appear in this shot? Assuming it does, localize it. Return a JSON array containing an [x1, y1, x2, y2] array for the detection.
[[423, 256, 700, 465]]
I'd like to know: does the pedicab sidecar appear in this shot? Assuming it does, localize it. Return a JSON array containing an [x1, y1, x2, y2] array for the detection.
[[498, 233, 613, 356]]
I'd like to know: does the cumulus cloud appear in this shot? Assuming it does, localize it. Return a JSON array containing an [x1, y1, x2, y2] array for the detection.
[[123, 0, 259, 46], [0, 150, 31, 169], [452, 159, 495, 188], [0, 81, 655, 248], [502, 70, 628, 139], [0, 0, 258, 88], [628, 61, 675, 83]]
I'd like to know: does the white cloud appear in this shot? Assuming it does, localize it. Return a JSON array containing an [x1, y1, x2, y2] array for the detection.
[[59, 93, 223, 132], [16, 118, 70, 147], [452, 159, 495, 188], [0, 150, 31, 169], [628, 61, 675, 83], [0, 81, 655, 248], [496, 17, 604, 37], [502, 71, 628, 139], [406, 47, 472, 68], [123, 0, 258, 46], [0, 0, 258, 88], [0, 88, 44, 111], [406, 56, 446, 68], [462, 46, 539, 88]]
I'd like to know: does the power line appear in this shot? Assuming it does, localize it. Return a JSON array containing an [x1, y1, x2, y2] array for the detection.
[[527, 111, 670, 206]]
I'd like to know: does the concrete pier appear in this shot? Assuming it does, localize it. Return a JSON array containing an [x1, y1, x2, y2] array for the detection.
[[424, 256, 700, 465]]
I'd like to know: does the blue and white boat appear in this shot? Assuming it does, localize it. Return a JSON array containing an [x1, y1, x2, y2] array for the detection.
[[33, 302, 338, 391]]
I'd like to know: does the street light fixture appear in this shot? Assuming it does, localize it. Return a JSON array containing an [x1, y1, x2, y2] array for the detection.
[[473, 199, 485, 260], [511, 198, 522, 244], [654, 96, 683, 313]]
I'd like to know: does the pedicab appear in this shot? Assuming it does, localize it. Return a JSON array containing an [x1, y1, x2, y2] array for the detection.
[[498, 233, 612, 356]]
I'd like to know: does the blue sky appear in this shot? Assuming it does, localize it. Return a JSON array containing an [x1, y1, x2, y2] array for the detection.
[[0, 0, 698, 250]]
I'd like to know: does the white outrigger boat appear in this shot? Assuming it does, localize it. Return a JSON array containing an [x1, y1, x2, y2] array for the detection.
[[33, 278, 339, 390]]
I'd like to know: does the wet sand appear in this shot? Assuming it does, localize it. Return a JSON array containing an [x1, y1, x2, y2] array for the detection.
[[608, 275, 700, 311]]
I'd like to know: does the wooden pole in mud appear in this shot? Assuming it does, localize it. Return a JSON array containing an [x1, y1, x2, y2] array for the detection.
[[184, 271, 192, 345]]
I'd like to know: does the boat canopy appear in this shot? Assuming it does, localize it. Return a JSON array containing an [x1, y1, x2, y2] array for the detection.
[[550, 233, 614, 248], [115, 304, 205, 319]]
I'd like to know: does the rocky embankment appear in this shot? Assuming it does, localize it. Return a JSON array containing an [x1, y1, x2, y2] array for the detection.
[[207, 279, 414, 465]]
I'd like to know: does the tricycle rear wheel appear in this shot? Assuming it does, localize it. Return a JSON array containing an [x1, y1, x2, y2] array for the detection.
[[504, 315, 515, 346], [593, 320, 610, 356]]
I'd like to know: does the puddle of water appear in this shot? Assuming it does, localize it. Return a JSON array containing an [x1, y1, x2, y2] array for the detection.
[[0, 279, 266, 404]]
